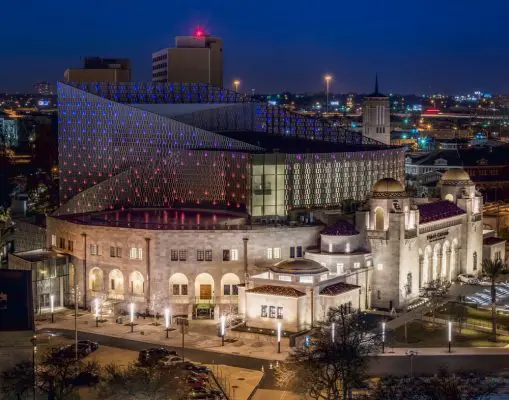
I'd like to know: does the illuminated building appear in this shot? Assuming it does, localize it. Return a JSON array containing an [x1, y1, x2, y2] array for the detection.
[[152, 31, 223, 87], [33, 81, 53, 96], [64, 57, 131, 83], [363, 76, 391, 145]]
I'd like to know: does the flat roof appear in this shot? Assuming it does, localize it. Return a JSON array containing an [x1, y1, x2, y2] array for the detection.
[[12, 249, 66, 263]]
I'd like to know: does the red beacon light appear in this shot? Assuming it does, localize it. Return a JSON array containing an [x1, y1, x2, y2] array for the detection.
[[195, 28, 204, 37]]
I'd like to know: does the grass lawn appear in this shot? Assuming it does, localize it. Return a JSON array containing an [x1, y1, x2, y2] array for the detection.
[[435, 302, 509, 331], [391, 320, 509, 347]]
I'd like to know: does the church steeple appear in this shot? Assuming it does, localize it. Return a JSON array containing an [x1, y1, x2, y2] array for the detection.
[[368, 74, 385, 97]]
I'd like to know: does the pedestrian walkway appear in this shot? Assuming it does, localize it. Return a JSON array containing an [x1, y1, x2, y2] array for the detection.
[[36, 310, 290, 361], [380, 346, 509, 356]]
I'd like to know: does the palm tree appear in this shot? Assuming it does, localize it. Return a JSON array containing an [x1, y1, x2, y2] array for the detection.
[[482, 258, 507, 342]]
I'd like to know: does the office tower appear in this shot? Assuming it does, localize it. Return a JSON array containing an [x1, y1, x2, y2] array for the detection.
[[33, 81, 53, 95], [152, 30, 223, 87], [64, 57, 131, 83]]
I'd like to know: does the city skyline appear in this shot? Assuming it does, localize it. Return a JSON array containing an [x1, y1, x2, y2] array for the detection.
[[2, 0, 509, 94]]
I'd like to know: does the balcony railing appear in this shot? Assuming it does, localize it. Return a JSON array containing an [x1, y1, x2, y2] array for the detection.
[[366, 230, 389, 240]]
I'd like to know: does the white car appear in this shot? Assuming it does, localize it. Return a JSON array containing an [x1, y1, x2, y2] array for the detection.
[[458, 274, 479, 284], [159, 356, 185, 367]]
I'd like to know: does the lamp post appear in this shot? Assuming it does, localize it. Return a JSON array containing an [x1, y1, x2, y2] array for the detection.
[[129, 302, 135, 333], [30, 335, 37, 400], [381, 322, 386, 354], [331, 322, 335, 342], [94, 298, 100, 327], [50, 294, 54, 323], [164, 307, 171, 339], [233, 80, 240, 93], [220, 314, 226, 346], [448, 320, 452, 353], [277, 322, 282, 353], [324, 74, 332, 114], [405, 350, 418, 377]]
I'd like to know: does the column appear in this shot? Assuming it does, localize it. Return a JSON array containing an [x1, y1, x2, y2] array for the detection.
[[418, 256, 424, 288], [445, 249, 451, 281], [436, 251, 442, 281]]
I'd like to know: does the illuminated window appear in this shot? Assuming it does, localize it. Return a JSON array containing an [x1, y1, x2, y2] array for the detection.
[[196, 249, 204, 261], [261, 305, 267, 318], [273, 248, 281, 259], [129, 248, 143, 260], [170, 250, 178, 261], [267, 248, 273, 259], [205, 249, 212, 261], [336, 263, 344, 274], [231, 249, 239, 261], [179, 249, 187, 261], [299, 276, 313, 284], [269, 306, 276, 318], [279, 275, 291, 282], [51, 235, 56, 247], [90, 244, 99, 255], [277, 307, 283, 319], [377, 263, 383, 271], [354, 262, 360, 269]]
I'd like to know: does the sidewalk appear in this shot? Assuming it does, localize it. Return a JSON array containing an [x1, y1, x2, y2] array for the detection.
[[36, 311, 290, 361], [379, 346, 509, 356]]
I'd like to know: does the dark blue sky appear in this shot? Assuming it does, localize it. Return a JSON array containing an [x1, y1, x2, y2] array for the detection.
[[2, 0, 508, 94]]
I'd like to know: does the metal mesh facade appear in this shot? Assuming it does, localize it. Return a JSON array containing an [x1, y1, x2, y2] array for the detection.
[[57, 82, 404, 217]]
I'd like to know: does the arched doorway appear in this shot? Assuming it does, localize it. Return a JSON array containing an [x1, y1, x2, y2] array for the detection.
[[375, 207, 385, 230], [108, 269, 124, 299], [195, 273, 215, 303], [129, 271, 145, 295], [89, 267, 104, 292]]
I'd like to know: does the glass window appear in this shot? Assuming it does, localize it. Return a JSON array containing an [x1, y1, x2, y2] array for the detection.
[[336, 263, 344, 274], [289, 247, 295, 258], [197, 249, 204, 262], [90, 244, 98, 255], [224, 285, 231, 295], [279, 275, 291, 282], [171, 250, 178, 261], [181, 284, 188, 296], [51, 235, 56, 247], [111, 279, 115, 290], [299, 276, 313, 284], [223, 249, 231, 261], [231, 249, 238, 261], [269, 306, 276, 318], [115, 247, 122, 258], [261, 305, 267, 318], [205, 249, 212, 261], [273, 247, 281, 259], [320, 273, 328, 281], [277, 307, 283, 319], [59, 238, 65, 248], [130, 248, 142, 260], [473, 251, 478, 271], [267, 248, 273, 259], [110, 246, 116, 257], [297, 246, 303, 258], [232, 285, 238, 295], [68, 240, 74, 252], [377, 263, 383, 271], [179, 249, 187, 261], [172, 284, 180, 295], [354, 262, 360, 269]]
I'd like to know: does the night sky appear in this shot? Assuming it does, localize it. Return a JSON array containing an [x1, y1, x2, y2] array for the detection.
[[2, 0, 509, 94]]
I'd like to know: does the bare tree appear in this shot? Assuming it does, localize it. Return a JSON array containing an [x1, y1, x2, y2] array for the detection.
[[275, 306, 381, 400], [98, 362, 189, 400], [424, 279, 451, 324]]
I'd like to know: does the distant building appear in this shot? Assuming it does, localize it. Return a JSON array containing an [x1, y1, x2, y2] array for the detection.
[[0, 118, 19, 148], [362, 77, 390, 145], [33, 81, 53, 95], [152, 31, 223, 87], [64, 57, 131, 83]]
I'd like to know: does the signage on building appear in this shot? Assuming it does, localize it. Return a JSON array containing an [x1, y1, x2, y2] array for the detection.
[[426, 230, 449, 242]]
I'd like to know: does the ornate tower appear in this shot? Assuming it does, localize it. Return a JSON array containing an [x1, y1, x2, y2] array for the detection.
[[362, 76, 391, 145]]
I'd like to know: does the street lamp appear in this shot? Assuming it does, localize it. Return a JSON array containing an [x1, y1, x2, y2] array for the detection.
[[324, 74, 332, 114], [331, 322, 335, 342], [277, 322, 282, 353], [381, 322, 386, 353], [129, 302, 135, 333], [220, 314, 226, 346], [405, 350, 418, 377], [164, 307, 172, 339], [50, 294, 54, 323], [30, 335, 37, 400], [448, 320, 452, 353], [233, 79, 240, 93], [94, 298, 100, 327]]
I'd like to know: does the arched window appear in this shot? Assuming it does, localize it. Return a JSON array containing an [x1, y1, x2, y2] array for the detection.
[[406, 273, 412, 295], [445, 194, 454, 202], [375, 208, 385, 231], [473, 251, 478, 271]]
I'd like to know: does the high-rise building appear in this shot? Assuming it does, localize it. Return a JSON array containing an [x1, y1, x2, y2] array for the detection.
[[362, 76, 390, 145], [33, 81, 53, 95], [64, 57, 131, 83], [152, 30, 223, 87]]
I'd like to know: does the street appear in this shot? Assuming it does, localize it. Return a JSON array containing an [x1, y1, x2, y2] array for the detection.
[[39, 328, 509, 391]]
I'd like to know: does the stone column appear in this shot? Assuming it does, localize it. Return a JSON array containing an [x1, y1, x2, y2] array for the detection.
[[445, 249, 451, 281], [436, 251, 442, 281], [418, 256, 424, 288]]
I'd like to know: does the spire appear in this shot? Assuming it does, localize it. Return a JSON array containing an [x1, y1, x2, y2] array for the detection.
[[374, 74, 379, 95]]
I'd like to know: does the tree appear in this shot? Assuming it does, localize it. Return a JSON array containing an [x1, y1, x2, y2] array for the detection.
[[482, 258, 507, 342], [370, 367, 501, 400], [98, 362, 189, 400], [424, 279, 451, 324], [275, 306, 380, 400], [2, 352, 101, 400]]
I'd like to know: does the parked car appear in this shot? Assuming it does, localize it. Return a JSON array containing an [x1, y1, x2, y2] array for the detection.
[[458, 274, 479, 284], [51, 341, 97, 360], [78, 340, 99, 353], [184, 363, 210, 373], [71, 371, 100, 386], [138, 347, 177, 365], [158, 355, 185, 367]]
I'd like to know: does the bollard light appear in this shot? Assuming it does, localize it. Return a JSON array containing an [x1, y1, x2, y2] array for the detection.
[[277, 322, 282, 353], [164, 307, 171, 338], [331, 322, 335, 342], [382, 322, 386, 354], [220, 314, 226, 346], [94, 298, 100, 327], [448, 320, 452, 353], [130, 302, 135, 332]]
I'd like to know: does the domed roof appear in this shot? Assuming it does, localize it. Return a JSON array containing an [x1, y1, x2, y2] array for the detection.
[[440, 169, 471, 183], [372, 178, 406, 198], [270, 259, 328, 275]]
